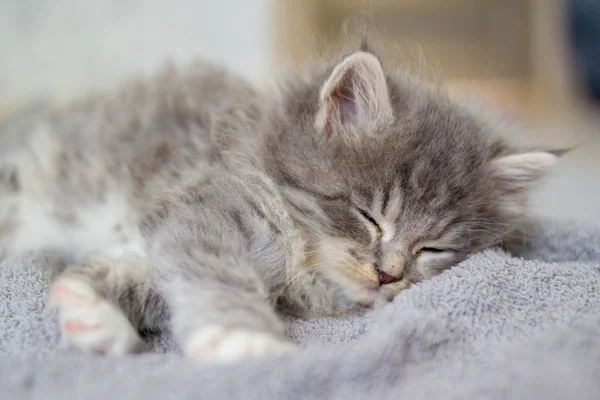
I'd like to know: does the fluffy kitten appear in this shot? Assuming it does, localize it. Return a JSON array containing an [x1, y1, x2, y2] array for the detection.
[[0, 48, 558, 362]]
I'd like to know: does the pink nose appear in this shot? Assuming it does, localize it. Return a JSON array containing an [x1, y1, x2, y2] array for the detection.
[[377, 270, 402, 285]]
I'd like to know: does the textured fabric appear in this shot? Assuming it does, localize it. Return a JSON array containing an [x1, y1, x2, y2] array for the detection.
[[1, 218, 600, 399]]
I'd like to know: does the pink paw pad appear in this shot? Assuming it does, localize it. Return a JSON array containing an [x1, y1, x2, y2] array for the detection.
[[51, 281, 95, 305], [52, 285, 75, 301], [64, 320, 100, 333]]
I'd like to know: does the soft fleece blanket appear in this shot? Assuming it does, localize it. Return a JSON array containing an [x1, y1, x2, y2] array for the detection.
[[1, 218, 600, 400]]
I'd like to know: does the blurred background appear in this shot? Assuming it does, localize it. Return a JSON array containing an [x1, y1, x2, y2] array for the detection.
[[1, 0, 599, 220]]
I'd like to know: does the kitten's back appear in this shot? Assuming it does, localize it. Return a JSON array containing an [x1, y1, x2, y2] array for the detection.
[[0, 61, 259, 261]]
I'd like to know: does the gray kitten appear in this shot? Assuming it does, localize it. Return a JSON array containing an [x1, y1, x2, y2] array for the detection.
[[0, 48, 558, 362]]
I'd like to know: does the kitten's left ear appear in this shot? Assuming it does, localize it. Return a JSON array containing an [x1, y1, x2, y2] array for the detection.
[[492, 151, 558, 214], [492, 151, 558, 188], [315, 52, 393, 140]]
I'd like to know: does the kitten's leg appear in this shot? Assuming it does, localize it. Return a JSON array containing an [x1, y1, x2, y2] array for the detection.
[[163, 269, 293, 363], [50, 256, 166, 355], [148, 190, 293, 363]]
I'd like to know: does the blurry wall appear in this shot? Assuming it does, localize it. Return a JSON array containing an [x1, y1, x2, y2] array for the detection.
[[277, 0, 578, 119], [0, 0, 275, 114], [0, 1, 586, 121]]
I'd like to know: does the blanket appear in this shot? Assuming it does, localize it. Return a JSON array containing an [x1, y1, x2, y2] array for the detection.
[[1, 218, 600, 399]]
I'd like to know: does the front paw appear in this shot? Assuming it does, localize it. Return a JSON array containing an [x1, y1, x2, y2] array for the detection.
[[185, 325, 293, 363]]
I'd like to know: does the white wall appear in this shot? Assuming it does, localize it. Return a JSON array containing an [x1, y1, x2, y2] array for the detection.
[[0, 0, 275, 110]]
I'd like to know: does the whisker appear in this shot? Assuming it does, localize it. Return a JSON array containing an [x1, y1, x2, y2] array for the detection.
[[280, 250, 357, 290]]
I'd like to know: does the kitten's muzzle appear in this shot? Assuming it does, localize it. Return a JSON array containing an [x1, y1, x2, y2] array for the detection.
[[375, 262, 403, 286]]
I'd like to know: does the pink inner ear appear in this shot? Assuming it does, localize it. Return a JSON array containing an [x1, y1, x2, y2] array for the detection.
[[333, 71, 359, 125], [340, 98, 357, 124]]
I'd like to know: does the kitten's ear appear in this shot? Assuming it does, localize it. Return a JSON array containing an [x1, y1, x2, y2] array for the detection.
[[315, 52, 393, 140], [492, 151, 558, 214], [493, 152, 558, 187]]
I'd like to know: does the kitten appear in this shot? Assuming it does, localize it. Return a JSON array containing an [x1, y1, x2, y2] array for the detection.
[[0, 48, 558, 362]]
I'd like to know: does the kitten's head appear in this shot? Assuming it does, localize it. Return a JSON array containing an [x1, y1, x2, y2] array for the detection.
[[264, 50, 558, 305]]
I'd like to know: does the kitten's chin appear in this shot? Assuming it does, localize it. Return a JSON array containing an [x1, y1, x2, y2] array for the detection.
[[339, 280, 401, 306]]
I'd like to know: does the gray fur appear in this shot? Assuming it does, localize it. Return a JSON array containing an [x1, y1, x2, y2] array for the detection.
[[0, 48, 558, 358]]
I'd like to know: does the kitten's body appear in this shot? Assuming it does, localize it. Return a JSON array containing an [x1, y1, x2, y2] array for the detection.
[[0, 49, 557, 361], [1, 63, 259, 263]]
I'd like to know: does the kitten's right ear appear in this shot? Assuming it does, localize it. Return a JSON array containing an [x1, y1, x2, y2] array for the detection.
[[315, 52, 393, 141]]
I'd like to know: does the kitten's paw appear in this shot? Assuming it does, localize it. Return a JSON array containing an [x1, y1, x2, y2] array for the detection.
[[50, 279, 141, 355], [185, 325, 293, 363]]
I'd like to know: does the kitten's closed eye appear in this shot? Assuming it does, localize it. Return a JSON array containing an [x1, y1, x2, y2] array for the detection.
[[357, 208, 382, 237], [416, 247, 452, 257], [420, 247, 445, 253]]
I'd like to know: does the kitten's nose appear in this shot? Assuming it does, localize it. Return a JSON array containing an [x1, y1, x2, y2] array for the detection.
[[375, 254, 405, 285], [375, 264, 403, 285]]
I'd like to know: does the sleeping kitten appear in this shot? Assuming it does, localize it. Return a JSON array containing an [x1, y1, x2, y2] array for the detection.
[[0, 47, 558, 362]]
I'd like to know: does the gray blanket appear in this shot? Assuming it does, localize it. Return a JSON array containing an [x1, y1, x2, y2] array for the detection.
[[1, 218, 600, 399]]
